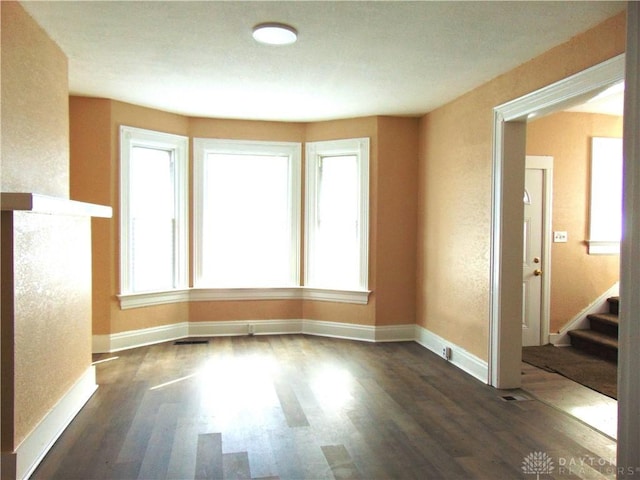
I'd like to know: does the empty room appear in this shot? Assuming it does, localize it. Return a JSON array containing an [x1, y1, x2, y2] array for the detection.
[[2, 1, 639, 479]]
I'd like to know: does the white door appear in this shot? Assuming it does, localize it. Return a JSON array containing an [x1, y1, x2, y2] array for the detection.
[[522, 165, 545, 346]]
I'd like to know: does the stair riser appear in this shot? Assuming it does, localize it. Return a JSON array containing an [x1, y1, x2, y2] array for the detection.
[[569, 336, 618, 363], [607, 298, 619, 315], [589, 320, 618, 338]]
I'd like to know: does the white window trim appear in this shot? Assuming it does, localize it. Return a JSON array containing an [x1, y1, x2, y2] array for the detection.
[[588, 136, 622, 255], [117, 286, 371, 309], [304, 137, 370, 290], [193, 138, 302, 288], [119, 126, 189, 294]]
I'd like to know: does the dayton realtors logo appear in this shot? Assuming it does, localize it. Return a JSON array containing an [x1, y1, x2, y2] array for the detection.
[[522, 451, 554, 479], [521, 451, 637, 477]]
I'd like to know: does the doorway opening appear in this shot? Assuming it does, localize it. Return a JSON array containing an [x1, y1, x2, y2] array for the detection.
[[488, 53, 625, 389]]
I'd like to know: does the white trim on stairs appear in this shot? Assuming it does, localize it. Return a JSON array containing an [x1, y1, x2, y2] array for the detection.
[[549, 283, 619, 346]]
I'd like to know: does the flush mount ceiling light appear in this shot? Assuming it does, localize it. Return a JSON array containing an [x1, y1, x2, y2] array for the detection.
[[252, 22, 298, 45]]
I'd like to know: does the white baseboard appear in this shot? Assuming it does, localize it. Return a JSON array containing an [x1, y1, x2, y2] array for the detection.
[[188, 319, 303, 337], [93, 320, 417, 353], [375, 324, 417, 342], [91, 321, 484, 384], [93, 322, 189, 353], [415, 324, 488, 383], [303, 319, 376, 341], [549, 282, 619, 346], [14, 366, 97, 480]]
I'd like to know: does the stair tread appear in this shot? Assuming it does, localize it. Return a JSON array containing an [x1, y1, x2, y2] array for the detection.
[[568, 329, 618, 349], [607, 296, 620, 315], [587, 312, 619, 325]]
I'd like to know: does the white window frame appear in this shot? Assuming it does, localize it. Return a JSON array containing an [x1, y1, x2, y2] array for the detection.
[[119, 126, 189, 296], [193, 138, 302, 289], [305, 137, 370, 292], [588, 136, 623, 254]]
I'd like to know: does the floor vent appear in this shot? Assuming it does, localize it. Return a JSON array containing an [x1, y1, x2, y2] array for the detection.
[[174, 340, 209, 345], [500, 394, 532, 402]]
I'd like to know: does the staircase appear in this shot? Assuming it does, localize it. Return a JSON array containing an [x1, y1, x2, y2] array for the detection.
[[567, 296, 619, 362]]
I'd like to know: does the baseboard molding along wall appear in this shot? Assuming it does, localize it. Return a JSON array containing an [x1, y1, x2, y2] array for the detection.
[[549, 282, 619, 346], [415, 325, 489, 383], [92, 320, 486, 383], [93, 319, 407, 352], [9, 366, 97, 480], [93, 322, 189, 353]]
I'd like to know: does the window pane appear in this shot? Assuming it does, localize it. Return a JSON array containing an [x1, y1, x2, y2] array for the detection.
[[130, 146, 175, 291], [200, 153, 293, 287], [312, 155, 360, 288]]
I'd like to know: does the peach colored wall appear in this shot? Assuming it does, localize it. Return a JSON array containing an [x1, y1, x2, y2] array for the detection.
[[70, 98, 113, 335], [1, 1, 69, 198], [375, 117, 419, 326], [190, 117, 306, 142], [526, 111, 622, 332], [417, 12, 626, 361], [0, 1, 93, 453]]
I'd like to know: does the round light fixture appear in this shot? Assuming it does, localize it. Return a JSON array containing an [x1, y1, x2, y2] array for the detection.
[[252, 22, 297, 45]]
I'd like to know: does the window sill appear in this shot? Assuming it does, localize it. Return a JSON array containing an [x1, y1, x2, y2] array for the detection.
[[118, 287, 371, 310], [587, 240, 620, 255]]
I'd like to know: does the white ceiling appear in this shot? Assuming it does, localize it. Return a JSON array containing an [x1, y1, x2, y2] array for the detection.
[[21, 1, 626, 122]]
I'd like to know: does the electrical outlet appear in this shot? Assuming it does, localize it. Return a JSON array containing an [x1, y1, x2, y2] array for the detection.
[[553, 231, 568, 243], [442, 346, 451, 360], [248, 323, 255, 336]]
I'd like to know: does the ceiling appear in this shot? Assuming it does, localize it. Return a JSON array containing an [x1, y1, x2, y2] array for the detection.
[[21, 1, 626, 122]]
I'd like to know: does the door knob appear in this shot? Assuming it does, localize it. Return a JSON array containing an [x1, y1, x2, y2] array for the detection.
[[534, 269, 543, 276]]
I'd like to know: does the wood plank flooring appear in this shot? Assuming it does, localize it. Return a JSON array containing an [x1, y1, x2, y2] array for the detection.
[[32, 335, 618, 479], [520, 361, 618, 440]]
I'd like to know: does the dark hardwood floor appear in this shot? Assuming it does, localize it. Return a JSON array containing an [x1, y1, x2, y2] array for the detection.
[[32, 335, 617, 479]]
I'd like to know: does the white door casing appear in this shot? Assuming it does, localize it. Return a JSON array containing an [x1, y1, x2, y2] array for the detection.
[[489, 54, 624, 389]]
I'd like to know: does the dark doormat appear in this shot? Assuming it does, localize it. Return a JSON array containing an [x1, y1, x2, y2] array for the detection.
[[522, 344, 617, 400]]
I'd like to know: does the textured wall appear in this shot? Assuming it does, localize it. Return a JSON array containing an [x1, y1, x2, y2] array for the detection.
[[69, 98, 113, 335], [1, 1, 93, 453], [417, 12, 626, 361], [527, 111, 622, 332], [375, 117, 419, 326], [1, 1, 69, 198], [11, 213, 92, 446]]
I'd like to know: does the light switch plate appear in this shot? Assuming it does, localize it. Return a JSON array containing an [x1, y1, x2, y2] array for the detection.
[[553, 231, 568, 243]]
